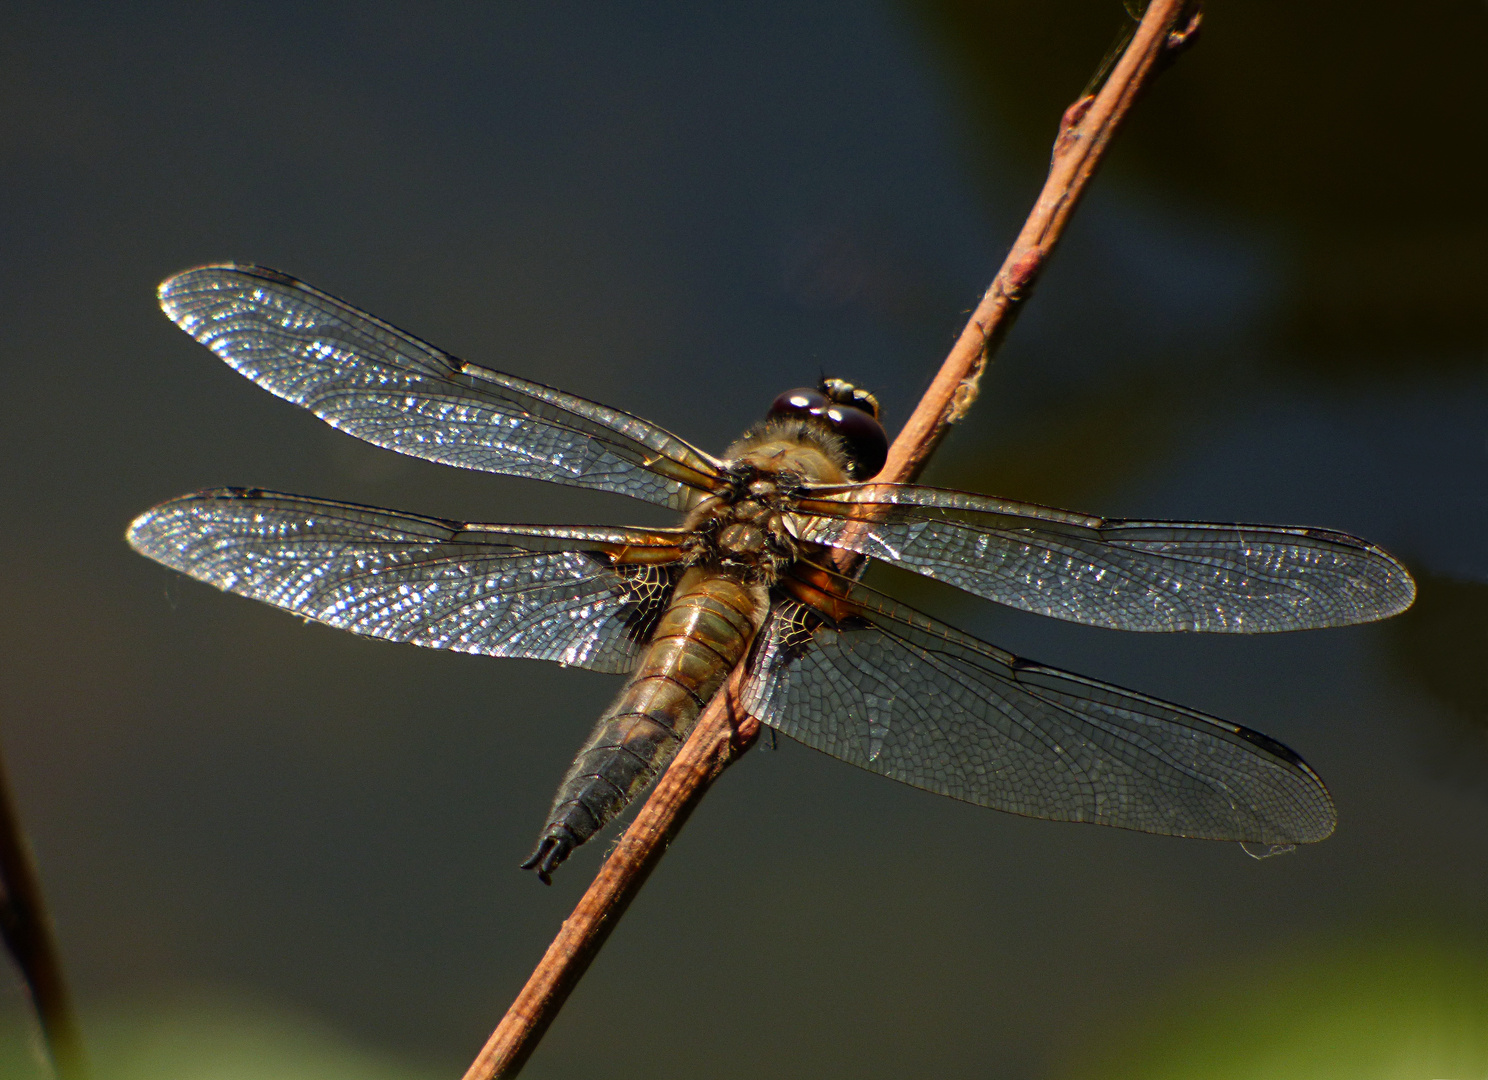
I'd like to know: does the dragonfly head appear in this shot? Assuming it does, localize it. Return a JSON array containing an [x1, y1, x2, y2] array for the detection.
[[767, 379, 887, 480]]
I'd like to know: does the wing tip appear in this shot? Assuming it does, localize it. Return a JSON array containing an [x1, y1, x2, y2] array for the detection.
[[124, 508, 157, 553], [126, 487, 262, 547], [124, 502, 192, 573], [125, 495, 198, 560], [1278, 781, 1338, 846], [1382, 555, 1419, 619], [1335, 546, 1417, 626], [158, 263, 300, 317]]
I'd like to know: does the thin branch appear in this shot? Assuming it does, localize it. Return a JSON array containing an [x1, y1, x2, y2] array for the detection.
[[876, 0, 1202, 488], [462, 3, 1200, 1076], [0, 740, 88, 1080], [460, 667, 758, 1080]]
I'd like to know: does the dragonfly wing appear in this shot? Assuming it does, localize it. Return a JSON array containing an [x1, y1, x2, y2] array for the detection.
[[794, 484, 1415, 632], [742, 565, 1336, 846], [158, 266, 726, 510], [127, 489, 685, 673]]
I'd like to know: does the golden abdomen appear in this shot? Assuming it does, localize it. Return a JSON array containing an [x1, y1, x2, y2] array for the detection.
[[525, 567, 768, 876]]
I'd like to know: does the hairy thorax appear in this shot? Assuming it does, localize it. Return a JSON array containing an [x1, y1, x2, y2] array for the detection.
[[679, 418, 851, 585]]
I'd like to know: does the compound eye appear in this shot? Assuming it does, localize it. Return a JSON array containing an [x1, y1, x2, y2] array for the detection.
[[768, 388, 829, 418], [824, 406, 888, 479]]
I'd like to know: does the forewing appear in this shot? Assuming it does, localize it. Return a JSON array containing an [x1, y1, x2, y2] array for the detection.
[[742, 566, 1335, 846], [127, 489, 684, 673], [794, 484, 1415, 632], [158, 265, 725, 509]]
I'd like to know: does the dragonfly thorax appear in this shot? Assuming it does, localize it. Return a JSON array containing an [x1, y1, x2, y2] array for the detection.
[[723, 416, 855, 485], [680, 458, 823, 583]]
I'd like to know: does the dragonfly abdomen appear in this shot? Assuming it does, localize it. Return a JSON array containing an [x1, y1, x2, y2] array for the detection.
[[523, 567, 768, 881]]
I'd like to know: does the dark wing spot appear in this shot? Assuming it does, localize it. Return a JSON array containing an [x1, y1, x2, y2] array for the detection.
[[1227, 723, 1315, 770], [613, 563, 678, 643], [772, 596, 826, 663], [1300, 526, 1367, 549]]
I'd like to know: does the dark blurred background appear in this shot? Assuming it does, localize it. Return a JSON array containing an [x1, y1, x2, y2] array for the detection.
[[2, 3, 1485, 1078]]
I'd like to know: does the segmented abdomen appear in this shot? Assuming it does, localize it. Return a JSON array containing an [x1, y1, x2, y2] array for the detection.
[[533, 567, 767, 862]]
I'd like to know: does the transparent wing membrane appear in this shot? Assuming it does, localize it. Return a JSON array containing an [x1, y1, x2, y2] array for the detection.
[[133, 264, 1426, 872], [744, 565, 1336, 846], [795, 484, 1415, 633], [158, 266, 725, 509], [128, 489, 684, 673]]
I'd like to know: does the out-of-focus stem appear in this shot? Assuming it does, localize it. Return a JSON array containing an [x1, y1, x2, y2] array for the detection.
[[0, 740, 88, 1080]]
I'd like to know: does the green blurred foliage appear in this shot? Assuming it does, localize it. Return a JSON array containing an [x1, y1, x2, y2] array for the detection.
[[1055, 929, 1488, 1080], [0, 994, 439, 1080]]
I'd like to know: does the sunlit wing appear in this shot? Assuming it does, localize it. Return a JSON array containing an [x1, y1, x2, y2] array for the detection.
[[127, 489, 686, 673], [792, 483, 1415, 633], [743, 562, 1336, 846], [158, 266, 726, 510]]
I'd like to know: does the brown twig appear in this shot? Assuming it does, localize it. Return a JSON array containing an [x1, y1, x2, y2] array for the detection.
[[462, 2, 1200, 1076], [878, 0, 1200, 487], [0, 740, 88, 1080], [460, 666, 759, 1080]]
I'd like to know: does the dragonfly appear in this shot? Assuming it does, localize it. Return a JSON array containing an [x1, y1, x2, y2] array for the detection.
[[128, 265, 1417, 882]]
